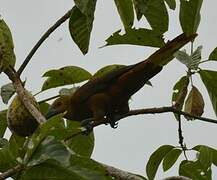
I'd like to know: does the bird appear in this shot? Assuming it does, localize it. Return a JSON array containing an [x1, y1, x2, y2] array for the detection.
[[46, 33, 197, 131]]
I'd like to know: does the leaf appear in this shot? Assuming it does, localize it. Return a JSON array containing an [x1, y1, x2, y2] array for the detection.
[[27, 136, 71, 167], [179, 160, 212, 180], [0, 110, 7, 137], [179, 0, 203, 35], [189, 45, 202, 69], [23, 114, 65, 164], [0, 19, 16, 73], [146, 145, 174, 180], [39, 102, 50, 116], [132, 0, 168, 33], [42, 66, 92, 91], [0, 82, 15, 104], [105, 28, 164, 48], [184, 86, 204, 120], [0, 138, 8, 148], [59, 87, 79, 96], [0, 144, 18, 172], [198, 146, 212, 171], [164, 0, 176, 10], [20, 157, 112, 180], [69, 1, 96, 55], [163, 148, 182, 172], [9, 134, 26, 159], [193, 145, 217, 167], [199, 70, 217, 116], [174, 49, 191, 67], [172, 76, 189, 120], [114, 0, 134, 29], [208, 47, 217, 61], [66, 121, 94, 158]]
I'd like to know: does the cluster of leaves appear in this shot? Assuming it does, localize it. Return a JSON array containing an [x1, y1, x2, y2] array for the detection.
[[0, 0, 217, 179], [146, 144, 217, 180]]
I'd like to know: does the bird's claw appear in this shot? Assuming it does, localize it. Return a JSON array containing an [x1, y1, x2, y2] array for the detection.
[[110, 121, 118, 129], [81, 119, 94, 135]]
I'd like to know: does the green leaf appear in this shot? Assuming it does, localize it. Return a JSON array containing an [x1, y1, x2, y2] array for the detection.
[[172, 76, 189, 120], [0, 19, 16, 73], [105, 28, 164, 48], [0, 138, 8, 148], [9, 134, 26, 159], [27, 136, 71, 167], [132, 0, 168, 33], [164, 0, 176, 10], [163, 148, 182, 171], [193, 145, 217, 167], [23, 114, 65, 164], [146, 145, 174, 180], [0, 83, 15, 104], [59, 87, 79, 96], [184, 86, 204, 120], [198, 146, 212, 171], [20, 157, 112, 180], [66, 121, 94, 158], [0, 144, 18, 172], [179, 0, 203, 35], [39, 102, 50, 116], [179, 160, 212, 180], [114, 0, 134, 29], [42, 66, 92, 91], [69, 2, 96, 54], [208, 47, 217, 61], [199, 70, 217, 116], [0, 110, 7, 137]]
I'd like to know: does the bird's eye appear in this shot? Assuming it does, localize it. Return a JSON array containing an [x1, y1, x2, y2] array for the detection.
[[56, 102, 62, 106]]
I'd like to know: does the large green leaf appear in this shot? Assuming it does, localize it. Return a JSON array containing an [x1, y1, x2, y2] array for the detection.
[[69, 1, 96, 54], [179, 0, 203, 35], [199, 70, 217, 116], [208, 47, 217, 61], [42, 66, 92, 91], [27, 136, 71, 167], [0, 110, 7, 137], [23, 114, 65, 164], [162, 148, 182, 172], [0, 19, 16, 73], [146, 145, 174, 180], [20, 156, 112, 180], [66, 121, 94, 158], [132, 0, 168, 33], [179, 160, 211, 180], [114, 0, 134, 29], [105, 28, 164, 48], [0, 144, 18, 172], [9, 134, 26, 159], [193, 145, 217, 167], [172, 76, 189, 120]]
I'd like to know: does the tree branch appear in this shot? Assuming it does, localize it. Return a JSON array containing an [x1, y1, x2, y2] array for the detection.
[[4, 67, 46, 124], [0, 164, 23, 180], [17, 10, 71, 75]]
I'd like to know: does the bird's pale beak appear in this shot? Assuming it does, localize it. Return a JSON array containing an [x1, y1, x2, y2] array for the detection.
[[45, 107, 58, 119]]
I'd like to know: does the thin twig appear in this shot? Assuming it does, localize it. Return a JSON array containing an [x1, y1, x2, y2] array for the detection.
[[178, 117, 188, 160], [17, 10, 72, 75]]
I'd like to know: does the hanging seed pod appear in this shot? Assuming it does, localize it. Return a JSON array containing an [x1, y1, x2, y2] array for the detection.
[[7, 92, 39, 136]]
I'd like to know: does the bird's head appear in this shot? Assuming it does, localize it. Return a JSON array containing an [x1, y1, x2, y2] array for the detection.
[[46, 96, 71, 119]]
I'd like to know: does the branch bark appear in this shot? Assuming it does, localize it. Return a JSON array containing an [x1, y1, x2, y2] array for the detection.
[[4, 67, 46, 124], [0, 164, 23, 180]]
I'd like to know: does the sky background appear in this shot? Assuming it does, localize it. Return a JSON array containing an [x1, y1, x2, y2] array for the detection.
[[1, 0, 217, 179]]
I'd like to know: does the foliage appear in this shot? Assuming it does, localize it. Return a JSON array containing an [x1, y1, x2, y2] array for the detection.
[[0, 0, 217, 179]]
